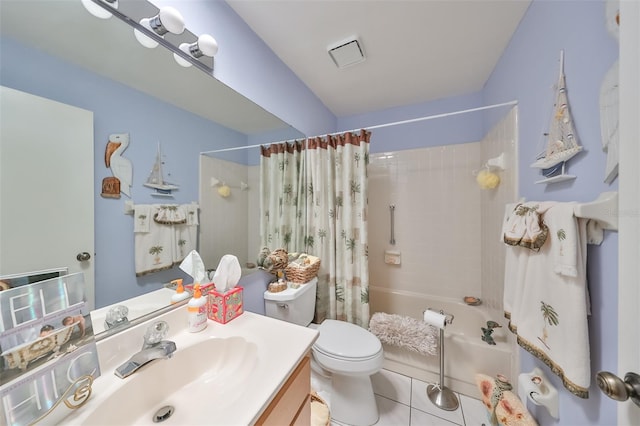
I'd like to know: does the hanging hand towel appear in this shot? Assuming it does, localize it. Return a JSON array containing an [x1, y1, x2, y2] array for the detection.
[[134, 205, 151, 233], [182, 203, 199, 226], [135, 205, 176, 276]]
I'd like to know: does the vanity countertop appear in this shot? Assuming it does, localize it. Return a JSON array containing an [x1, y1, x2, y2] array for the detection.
[[60, 309, 319, 425]]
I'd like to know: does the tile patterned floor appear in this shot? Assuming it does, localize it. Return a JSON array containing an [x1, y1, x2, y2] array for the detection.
[[312, 368, 489, 426]]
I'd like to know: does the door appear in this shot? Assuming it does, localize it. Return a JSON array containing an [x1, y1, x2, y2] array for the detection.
[[617, 1, 640, 424], [0, 86, 95, 310]]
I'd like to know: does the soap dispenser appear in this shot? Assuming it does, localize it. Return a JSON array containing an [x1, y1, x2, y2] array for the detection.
[[187, 283, 208, 332], [170, 279, 190, 304]]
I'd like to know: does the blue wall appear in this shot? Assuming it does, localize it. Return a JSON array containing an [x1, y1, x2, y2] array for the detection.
[[484, 1, 618, 424]]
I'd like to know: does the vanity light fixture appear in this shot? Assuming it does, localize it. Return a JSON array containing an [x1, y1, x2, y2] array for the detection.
[[81, 0, 118, 20], [133, 7, 185, 49], [173, 34, 219, 68]]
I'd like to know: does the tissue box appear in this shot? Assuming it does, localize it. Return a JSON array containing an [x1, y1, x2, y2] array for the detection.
[[207, 286, 243, 324]]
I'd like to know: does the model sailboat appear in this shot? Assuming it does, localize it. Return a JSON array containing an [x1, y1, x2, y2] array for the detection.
[[144, 143, 179, 196], [531, 50, 582, 184]]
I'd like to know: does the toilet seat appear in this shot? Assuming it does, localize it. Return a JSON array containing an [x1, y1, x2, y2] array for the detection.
[[312, 320, 384, 376], [314, 319, 382, 359]]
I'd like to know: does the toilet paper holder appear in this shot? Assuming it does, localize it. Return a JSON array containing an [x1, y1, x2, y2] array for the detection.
[[518, 367, 559, 419]]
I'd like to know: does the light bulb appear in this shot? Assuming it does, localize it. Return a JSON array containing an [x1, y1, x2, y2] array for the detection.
[[173, 43, 193, 67], [157, 7, 185, 35], [134, 21, 159, 49], [81, 0, 118, 19], [173, 34, 218, 67], [194, 34, 218, 57], [133, 7, 185, 49]]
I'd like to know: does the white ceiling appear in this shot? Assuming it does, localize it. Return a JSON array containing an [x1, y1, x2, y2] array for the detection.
[[1, 0, 532, 133], [227, 0, 532, 117]]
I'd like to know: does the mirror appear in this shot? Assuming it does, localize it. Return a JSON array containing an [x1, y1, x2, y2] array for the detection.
[[0, 0, 304, 339]]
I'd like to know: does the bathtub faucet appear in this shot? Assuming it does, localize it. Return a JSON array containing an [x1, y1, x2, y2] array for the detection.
[[114, 320, 176, 379]]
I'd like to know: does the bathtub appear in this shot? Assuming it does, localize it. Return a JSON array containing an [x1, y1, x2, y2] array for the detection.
[[369, 286, 516, 398]]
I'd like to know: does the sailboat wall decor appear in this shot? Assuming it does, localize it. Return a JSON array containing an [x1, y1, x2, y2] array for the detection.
[[531, 50, 583, 184], [144, 142, 179, 196]]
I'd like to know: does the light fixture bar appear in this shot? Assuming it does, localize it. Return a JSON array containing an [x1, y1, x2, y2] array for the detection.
[[81, 0, 214, 74]]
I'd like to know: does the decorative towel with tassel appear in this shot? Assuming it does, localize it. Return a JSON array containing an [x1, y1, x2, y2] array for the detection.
[[369, 312, 438, 356], [134, 203, 198, 276], [502, 202, 594, 398]]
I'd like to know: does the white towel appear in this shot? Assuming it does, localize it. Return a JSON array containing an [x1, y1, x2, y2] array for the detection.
[[183, 203, 199, 226], [134, 205, 151, 233], [133, 203, 199, 276], [503, 202, 591, 398], [502, 202, 554, 251]]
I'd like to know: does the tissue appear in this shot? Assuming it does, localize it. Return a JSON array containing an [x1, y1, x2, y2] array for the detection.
[[179, 250, 206, 284], [212, 254, 242, 293]]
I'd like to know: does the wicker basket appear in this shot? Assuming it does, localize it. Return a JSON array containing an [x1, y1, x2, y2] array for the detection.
[[285, 255, 320, 283], [310, 392, 330, 426]]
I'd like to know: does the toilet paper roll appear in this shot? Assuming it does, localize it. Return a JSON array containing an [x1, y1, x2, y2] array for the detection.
[[423, 309, 447, 329]]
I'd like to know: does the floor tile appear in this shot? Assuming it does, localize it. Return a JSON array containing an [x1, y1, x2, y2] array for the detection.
[[411, 379, 465, 425], [410, 408, 462, 426], [372, 369, 412, 406], [460, 394, 490, 426], [375, 395, 411, 426]]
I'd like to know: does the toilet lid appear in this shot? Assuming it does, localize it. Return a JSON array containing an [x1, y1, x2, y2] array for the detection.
[[314, 319, 382, 359]]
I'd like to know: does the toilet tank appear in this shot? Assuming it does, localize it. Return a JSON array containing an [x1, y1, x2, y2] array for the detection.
[[264, 278, 317, 326]]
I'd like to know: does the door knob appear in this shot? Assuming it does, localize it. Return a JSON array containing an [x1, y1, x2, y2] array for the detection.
[[596, 371, 640, 407], [76, 252, 91, 262]]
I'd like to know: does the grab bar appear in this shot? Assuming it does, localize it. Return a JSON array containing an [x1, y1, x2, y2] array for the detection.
[[389, 204, 396, 245]]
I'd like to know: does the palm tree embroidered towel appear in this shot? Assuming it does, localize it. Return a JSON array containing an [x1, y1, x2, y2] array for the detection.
[[503, 203, 591, 398]]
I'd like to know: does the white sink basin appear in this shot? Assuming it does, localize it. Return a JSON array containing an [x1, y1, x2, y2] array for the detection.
[[61, 309, 318, 425], [80, 336, 258, 425]]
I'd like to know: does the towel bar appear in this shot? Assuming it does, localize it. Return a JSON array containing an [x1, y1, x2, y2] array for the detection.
[[573, 191, 618, 231]]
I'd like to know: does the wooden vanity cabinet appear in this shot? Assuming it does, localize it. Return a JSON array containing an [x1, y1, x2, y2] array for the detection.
[[256, 354, 311, 426]]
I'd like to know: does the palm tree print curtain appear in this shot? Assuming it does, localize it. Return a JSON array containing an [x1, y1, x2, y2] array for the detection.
[[259, 141, 306, 253], [306, 130, 370, 326]]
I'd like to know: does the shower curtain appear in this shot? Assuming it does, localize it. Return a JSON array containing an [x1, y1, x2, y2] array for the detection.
[[260, 130, 371, 326], [259, 140, 306, 252]]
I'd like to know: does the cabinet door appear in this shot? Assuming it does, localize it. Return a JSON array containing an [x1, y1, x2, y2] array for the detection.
[[257, 356, 311, 425]]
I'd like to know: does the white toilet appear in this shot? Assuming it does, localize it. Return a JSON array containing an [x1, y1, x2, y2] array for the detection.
[[264, 278, 384, 426]]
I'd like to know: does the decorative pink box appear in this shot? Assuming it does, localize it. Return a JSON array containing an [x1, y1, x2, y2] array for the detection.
[[185, 282, 215, 294], [207, 286, 244, 324]]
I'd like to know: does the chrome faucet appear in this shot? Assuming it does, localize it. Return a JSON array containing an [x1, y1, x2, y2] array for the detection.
[[104, 305, 130, 330], [115, 320, 176, 379]]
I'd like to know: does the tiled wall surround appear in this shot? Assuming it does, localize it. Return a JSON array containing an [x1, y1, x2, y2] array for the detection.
[[199, 155, 251, 269], [369, 143, 483, 300], [480, 107, 518, 313], [368, 107, 517, 308]]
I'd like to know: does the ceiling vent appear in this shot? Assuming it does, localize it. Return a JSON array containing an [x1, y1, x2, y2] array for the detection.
[[328, 37, 365, 69]]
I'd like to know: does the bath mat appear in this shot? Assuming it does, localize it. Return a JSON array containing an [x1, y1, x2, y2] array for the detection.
[[369, 312, 438, 356]]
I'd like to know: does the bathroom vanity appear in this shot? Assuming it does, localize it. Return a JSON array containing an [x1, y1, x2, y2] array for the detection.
[[58, 309, 318, 425], [256, 355, 311, 425]]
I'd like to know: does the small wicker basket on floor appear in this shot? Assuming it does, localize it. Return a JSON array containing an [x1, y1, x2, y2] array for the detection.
[[310, 392, 330, 426], [285, 255, 321, 283]]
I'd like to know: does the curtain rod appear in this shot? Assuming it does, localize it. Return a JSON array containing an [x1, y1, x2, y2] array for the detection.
[[200, 100, 518, 155]]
